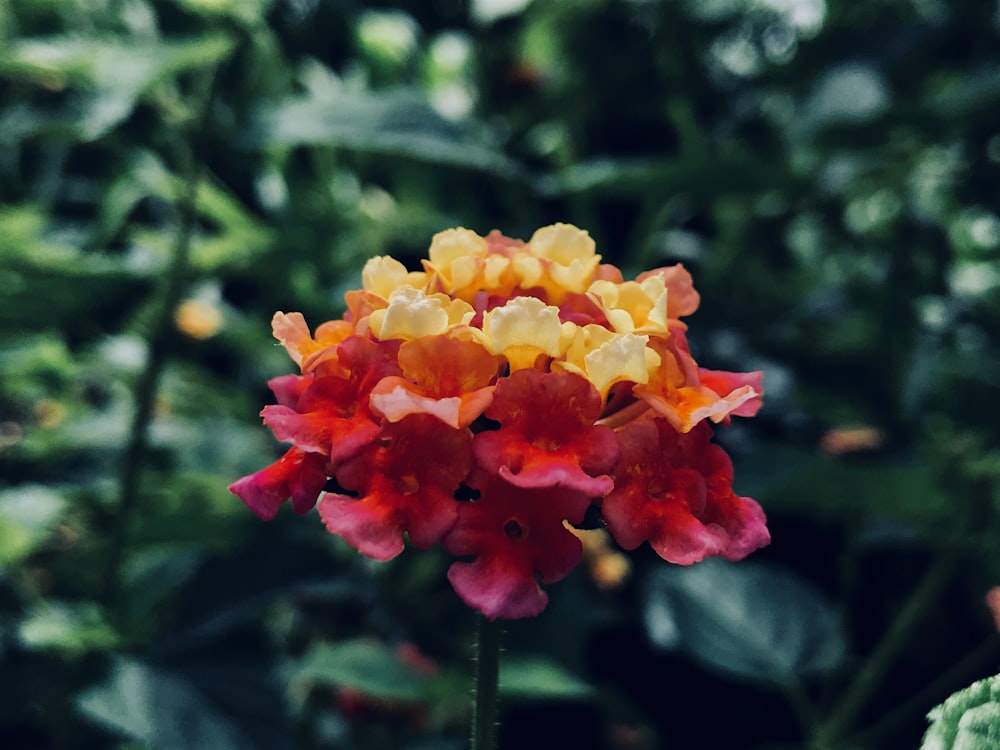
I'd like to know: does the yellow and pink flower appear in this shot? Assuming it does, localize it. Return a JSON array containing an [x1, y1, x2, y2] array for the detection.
[[230, 223, 768, 619]]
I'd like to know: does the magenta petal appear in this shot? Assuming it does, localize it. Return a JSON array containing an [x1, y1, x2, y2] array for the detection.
[[647, 509, 732, 565], [318, 494, 406, 561], [261, 404, 381, 464], [268, 373, 314, 408], [229, 447, 327, 520], [474, 369, 619, 495], [496, 462, 613, 497], [447, 557, 549, 620], [718, 496, 771, 561]]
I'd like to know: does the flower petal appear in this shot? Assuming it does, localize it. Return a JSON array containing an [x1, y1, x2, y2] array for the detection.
[[474, 368, 618, 496], [263, 336, 401, 464], [483, 296, 564, 370], [603, 418, 769, 564], [318, 415, 471, 559], [444, 474, 590, 619], [229, 446, 327, 520]]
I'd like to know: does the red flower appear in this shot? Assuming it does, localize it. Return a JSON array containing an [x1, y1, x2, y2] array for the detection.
[[444, 473, 591, 619], [229, 446, 328, 520], [473, 369, 619, 497], [602, 418, 769, 564], [318, 415, 472, 560], [262, 336, 401, 465]]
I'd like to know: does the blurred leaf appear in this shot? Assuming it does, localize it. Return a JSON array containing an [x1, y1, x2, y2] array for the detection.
[[0, 206, 154, 331], [758, 453, 951, 528], [0, 34, 236, 139], [249, 86, 519, 176], [644, 559, 845, 685], [296, 638, 428, 702], [77, 657, 288, 750], [188, 177, 275, 271], [119, 546, 205, 635], [176, 0, 275, 26], [929, 68, 1000, 117], [922, 673, 1000, 750], [538, 154, 789, 199], [499, 655, 593, 701], [0, 484, 67, 565], [128, 470, 252, 550], [18, 600, 118, 655]]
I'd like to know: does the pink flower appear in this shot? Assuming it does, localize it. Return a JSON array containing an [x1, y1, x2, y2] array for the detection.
[[261, 336, 401, 464]]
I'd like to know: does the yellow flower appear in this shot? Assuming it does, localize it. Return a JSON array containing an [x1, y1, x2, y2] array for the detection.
[[369, 286, 475, 340], [482, 296, 564, 370], [555, 325, 657, 397], [362, 255, 427, 300], [588, 276, 668, 334]]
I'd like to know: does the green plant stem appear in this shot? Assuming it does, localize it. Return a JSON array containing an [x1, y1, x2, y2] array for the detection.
[[102, 76, 217, 614], [103, 167, 201, 612], [472, 614, 502, 750], [781, 676, 819, 739], [811, 553, 957, 748]]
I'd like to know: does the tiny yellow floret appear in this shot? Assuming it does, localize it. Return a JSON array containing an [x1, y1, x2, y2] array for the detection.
[[372, 287, 472, 340], [529, 223, 596, 264], [583, 332, 652, 396], [483, 297, 563, 370], [363, 256, 425, 300]]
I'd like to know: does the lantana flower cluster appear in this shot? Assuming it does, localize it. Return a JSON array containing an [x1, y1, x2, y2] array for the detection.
[[230, 224, 769, 619]]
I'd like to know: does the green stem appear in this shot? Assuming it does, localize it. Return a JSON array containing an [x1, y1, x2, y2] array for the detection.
[[102, 74, 217, 614], [811, 553, 957, 748], [472, 614, 502, 750]]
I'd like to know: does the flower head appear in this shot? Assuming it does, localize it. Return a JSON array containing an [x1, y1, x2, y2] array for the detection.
[[230, 223, 767, 619]]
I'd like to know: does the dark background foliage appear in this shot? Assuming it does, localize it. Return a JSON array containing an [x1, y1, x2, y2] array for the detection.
[[1, 0, 998, 748]]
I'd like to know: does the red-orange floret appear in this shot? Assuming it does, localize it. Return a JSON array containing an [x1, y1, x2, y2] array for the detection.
[[228, 446, 328, 520], [473, 369, 619, 497], [443, 473, 591, 620], [369, 335, 500, 428], [318, 415, 472, 560], [261, 336, 401, 465], [602, 418, 769, 565]]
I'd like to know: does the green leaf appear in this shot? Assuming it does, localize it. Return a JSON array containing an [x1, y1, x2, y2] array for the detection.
[[17, 600, 118, 655], [0, 484, 68, 565], [0, 34, 236, 139], [755, 451, 951, 528], [296, 638, 428, 702], [644, 559, 845, 685], [499, 655, 593, 701], [249, 85, 518, 176], [922, 673, 1000, 750], [77, 658, 289, 750]]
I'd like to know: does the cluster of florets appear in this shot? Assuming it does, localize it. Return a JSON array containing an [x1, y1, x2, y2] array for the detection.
[[230, 224, 769, 619]]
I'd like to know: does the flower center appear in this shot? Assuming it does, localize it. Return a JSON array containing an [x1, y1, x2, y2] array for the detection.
[[503, 519, 525, 539]]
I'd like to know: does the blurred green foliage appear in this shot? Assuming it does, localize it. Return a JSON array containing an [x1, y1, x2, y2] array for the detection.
[[1, 0, 999, 748]]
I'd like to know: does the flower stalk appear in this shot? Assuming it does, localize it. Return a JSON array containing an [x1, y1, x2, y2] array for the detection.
[[103, 70, 218, 615], [472, 615, 502, 750]]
